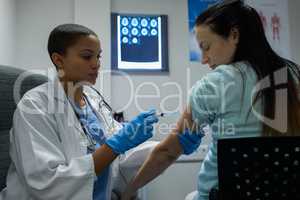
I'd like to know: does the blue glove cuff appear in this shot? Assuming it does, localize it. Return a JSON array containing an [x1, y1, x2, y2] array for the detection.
[[177, 129, 204, 155], [105, 111, 157, 154], [105, 136, 126, 154]]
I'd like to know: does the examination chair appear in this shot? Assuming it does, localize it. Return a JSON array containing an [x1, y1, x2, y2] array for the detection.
[[0, 65, 48, 191], [217, 137, 300, 200]]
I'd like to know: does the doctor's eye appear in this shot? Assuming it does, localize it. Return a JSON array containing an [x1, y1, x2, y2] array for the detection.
[[81, 54, 93, 60]]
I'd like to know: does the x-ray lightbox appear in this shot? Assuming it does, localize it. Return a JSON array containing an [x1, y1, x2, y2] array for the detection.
[[111, 13, 169, 73]]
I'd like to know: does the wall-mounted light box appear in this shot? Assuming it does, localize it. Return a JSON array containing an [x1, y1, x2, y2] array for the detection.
[[111, 13, 169, 73]]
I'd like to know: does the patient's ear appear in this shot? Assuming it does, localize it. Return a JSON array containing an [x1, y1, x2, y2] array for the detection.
[[230, 27, 240, 45]]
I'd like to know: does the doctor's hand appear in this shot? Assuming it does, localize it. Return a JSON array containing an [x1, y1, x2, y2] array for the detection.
[[105, 109, 159, 154]]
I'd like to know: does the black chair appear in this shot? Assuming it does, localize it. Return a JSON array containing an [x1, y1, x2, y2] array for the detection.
[[217, 137, 300, 200], [0, 65, 48, 191]]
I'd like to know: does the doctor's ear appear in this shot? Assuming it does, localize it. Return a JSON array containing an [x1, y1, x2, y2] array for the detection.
[[51, 53, 66, 78], [51, 52, 64, 69]]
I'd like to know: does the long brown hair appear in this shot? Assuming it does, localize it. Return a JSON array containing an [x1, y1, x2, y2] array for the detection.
[[195, 0, 300, 136]]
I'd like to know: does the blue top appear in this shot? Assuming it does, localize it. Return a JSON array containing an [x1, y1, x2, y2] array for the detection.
[[71, 97, 111, 200], [189, 62, 263, 200]]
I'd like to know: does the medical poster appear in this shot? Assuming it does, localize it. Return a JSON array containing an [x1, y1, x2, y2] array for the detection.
[[188, 0, 222, 62], [246, 0, 291, 59]]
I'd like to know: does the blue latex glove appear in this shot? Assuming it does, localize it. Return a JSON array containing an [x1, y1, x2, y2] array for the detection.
[[105, 109, 159, 154], [177, 128, 204, 155]]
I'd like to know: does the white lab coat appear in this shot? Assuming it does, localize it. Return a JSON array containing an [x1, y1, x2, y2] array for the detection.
[[0, 79, 157, 200]]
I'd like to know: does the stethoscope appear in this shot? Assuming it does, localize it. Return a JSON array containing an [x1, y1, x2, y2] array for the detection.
[[69, 86, 115, 152], [88, 86, 116, 133], [82, 88, 130, 185]]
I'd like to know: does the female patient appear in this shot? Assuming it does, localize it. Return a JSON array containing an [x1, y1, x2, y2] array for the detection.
[[122, 1, 300, 200]]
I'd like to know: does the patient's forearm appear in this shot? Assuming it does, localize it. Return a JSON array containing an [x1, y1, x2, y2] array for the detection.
[[123, 107, 196, 200], [125, 133, 182, 194]]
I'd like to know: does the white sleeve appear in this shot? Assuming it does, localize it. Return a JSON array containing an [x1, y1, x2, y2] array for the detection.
[[10, 95, 95, 200], [111, 141, 159, 194]]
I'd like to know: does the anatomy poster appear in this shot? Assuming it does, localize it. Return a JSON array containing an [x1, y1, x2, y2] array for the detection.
[[188, 0, 222, 62], [246, 0, 291, 59]]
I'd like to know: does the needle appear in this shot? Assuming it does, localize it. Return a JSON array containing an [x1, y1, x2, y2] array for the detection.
[[156, 111, 180, 118]]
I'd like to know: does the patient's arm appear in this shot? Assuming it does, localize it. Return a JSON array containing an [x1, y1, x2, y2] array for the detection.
[[121, 106, 197, 200]]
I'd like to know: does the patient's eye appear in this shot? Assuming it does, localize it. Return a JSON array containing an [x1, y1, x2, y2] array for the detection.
[[199, 42, 210, 52], [202, 44, 210, 51]]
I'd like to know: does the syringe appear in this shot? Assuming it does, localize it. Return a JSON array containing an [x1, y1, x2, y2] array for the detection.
[[156, 111, 180, 118]]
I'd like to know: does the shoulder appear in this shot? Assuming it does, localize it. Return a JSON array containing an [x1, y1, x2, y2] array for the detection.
[[197, 61, 254, 85], [22, 82, 50, 101], [190, 61, 255, 97], [18, 82, 55, 110], [212, 61, 252, 79]]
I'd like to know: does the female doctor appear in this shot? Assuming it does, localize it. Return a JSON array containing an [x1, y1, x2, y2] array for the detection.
[[1, 23, 158, 200]]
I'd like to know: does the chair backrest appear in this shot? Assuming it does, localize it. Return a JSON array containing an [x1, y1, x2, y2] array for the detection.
[[0, 65, 48, 190], [217, 137, 300, 200]]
